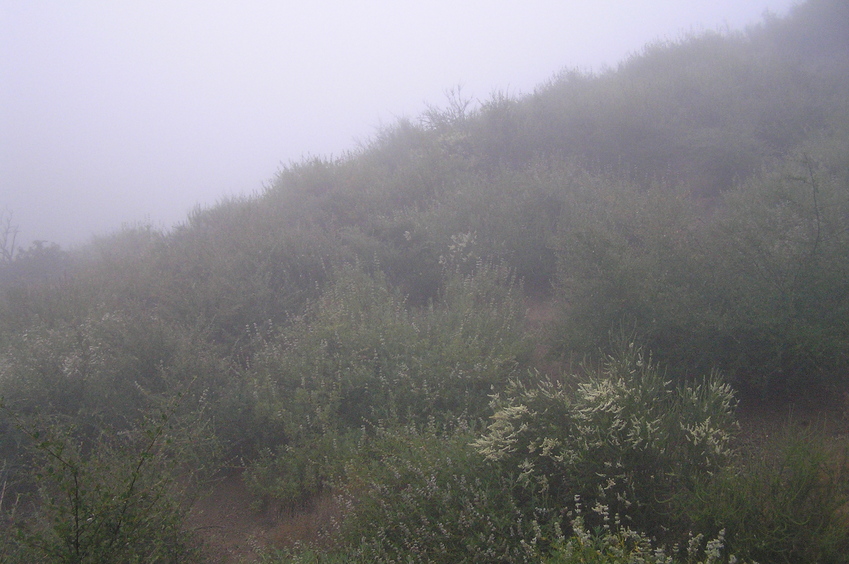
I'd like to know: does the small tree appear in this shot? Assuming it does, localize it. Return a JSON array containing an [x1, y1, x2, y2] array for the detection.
[[0, 209, 18, 264], [0, 387, 210, 563]]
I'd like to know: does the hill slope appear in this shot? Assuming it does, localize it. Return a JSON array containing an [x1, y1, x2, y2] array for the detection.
[[2, 1, 849, 561]]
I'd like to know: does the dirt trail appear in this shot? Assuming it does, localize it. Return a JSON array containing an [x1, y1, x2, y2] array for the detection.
[[188, 472, 342, 562], [524, 294, 571, 379]]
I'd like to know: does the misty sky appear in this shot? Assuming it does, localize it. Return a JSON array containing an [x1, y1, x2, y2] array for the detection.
[[2, 1, 798, 250]]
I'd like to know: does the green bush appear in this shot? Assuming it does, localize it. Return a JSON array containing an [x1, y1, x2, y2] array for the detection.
[[0, 391, 212, 563], [340, 424, 535, 563], [552, 175, 708, 366], [704, 151, 849, 396], [420, 163, 566, 292], [241, 261, 530, 503], [473, 341, 738, 542], [685, 424, 849, 563], [243, 430, 363, 513], [245, 261, 528, 431], [159, 200, 340, 343], [552, 149, 849, 397], [0, 307, 228, 436]]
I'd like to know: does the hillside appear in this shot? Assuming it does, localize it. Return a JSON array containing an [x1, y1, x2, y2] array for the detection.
[[2, 1, 849, 562]]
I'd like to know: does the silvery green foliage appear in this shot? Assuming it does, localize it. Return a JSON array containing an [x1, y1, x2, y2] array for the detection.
[[545, 505, 745, 564], [473, 343, 738, 536], [242, 262, 531, 506], [342, 425, 534, 563]]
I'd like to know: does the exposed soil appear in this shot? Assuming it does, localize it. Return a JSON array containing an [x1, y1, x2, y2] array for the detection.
[[524, 294, 574, 379], [188, 471, 343, 563]]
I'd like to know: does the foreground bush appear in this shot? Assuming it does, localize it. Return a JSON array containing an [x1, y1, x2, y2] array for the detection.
[[686, 424, 849, 563], [545, 517, 738, 564], [340, 424, 535, 563], [242, 261, 530, 506], [0, 391, 212, 563], [264, 345, 744, 563], [473, 341, 738, 543]]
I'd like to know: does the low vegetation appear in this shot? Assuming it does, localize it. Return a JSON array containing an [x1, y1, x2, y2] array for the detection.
[[2, 1, 849, 561]]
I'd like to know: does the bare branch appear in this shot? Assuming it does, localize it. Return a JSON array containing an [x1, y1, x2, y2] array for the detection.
[[0, 209, 19, 263]]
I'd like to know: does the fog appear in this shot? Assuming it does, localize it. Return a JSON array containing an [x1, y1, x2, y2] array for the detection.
[[1, 0, 797, 249]]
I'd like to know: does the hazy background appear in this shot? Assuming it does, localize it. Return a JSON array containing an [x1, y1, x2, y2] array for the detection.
[[1, 0, 798, 250]]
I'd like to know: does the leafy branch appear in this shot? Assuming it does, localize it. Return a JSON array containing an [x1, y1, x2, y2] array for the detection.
[[0, 380, 204, 563]]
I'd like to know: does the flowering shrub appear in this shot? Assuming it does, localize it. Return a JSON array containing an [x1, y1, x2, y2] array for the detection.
[[545, 507, 742, 564], [473, 342, 738, 540]]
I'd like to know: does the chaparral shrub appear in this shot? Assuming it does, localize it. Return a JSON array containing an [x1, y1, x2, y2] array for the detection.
[[685, 423, 849, 563], [473, 339, 739, 544], [241, 260, 531, 506], [0, 389, 213, 563]]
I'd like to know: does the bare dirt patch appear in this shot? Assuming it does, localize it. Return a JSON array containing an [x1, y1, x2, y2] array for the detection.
[[188, 471, 343, 563], [524, 294, 575, 379]]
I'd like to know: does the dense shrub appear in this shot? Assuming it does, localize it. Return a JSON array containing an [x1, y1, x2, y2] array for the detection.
[[159, 201, 341, 343], [685, 425, 849, 563], [704, 151, 849, 396], [552, 175, 708, 365], [552, 148, 849, 397], [0, 307, 227, 433], [242, 261, 530, 504], [339, 424, 535, 563], [473, 341, 738, 542], [0, 392, 212, 563]]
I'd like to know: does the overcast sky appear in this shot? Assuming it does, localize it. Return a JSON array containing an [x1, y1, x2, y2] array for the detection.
[[2, 1, 799, 249]]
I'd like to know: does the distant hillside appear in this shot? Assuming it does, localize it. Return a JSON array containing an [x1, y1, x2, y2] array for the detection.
[[2, 0, 847, 376]]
